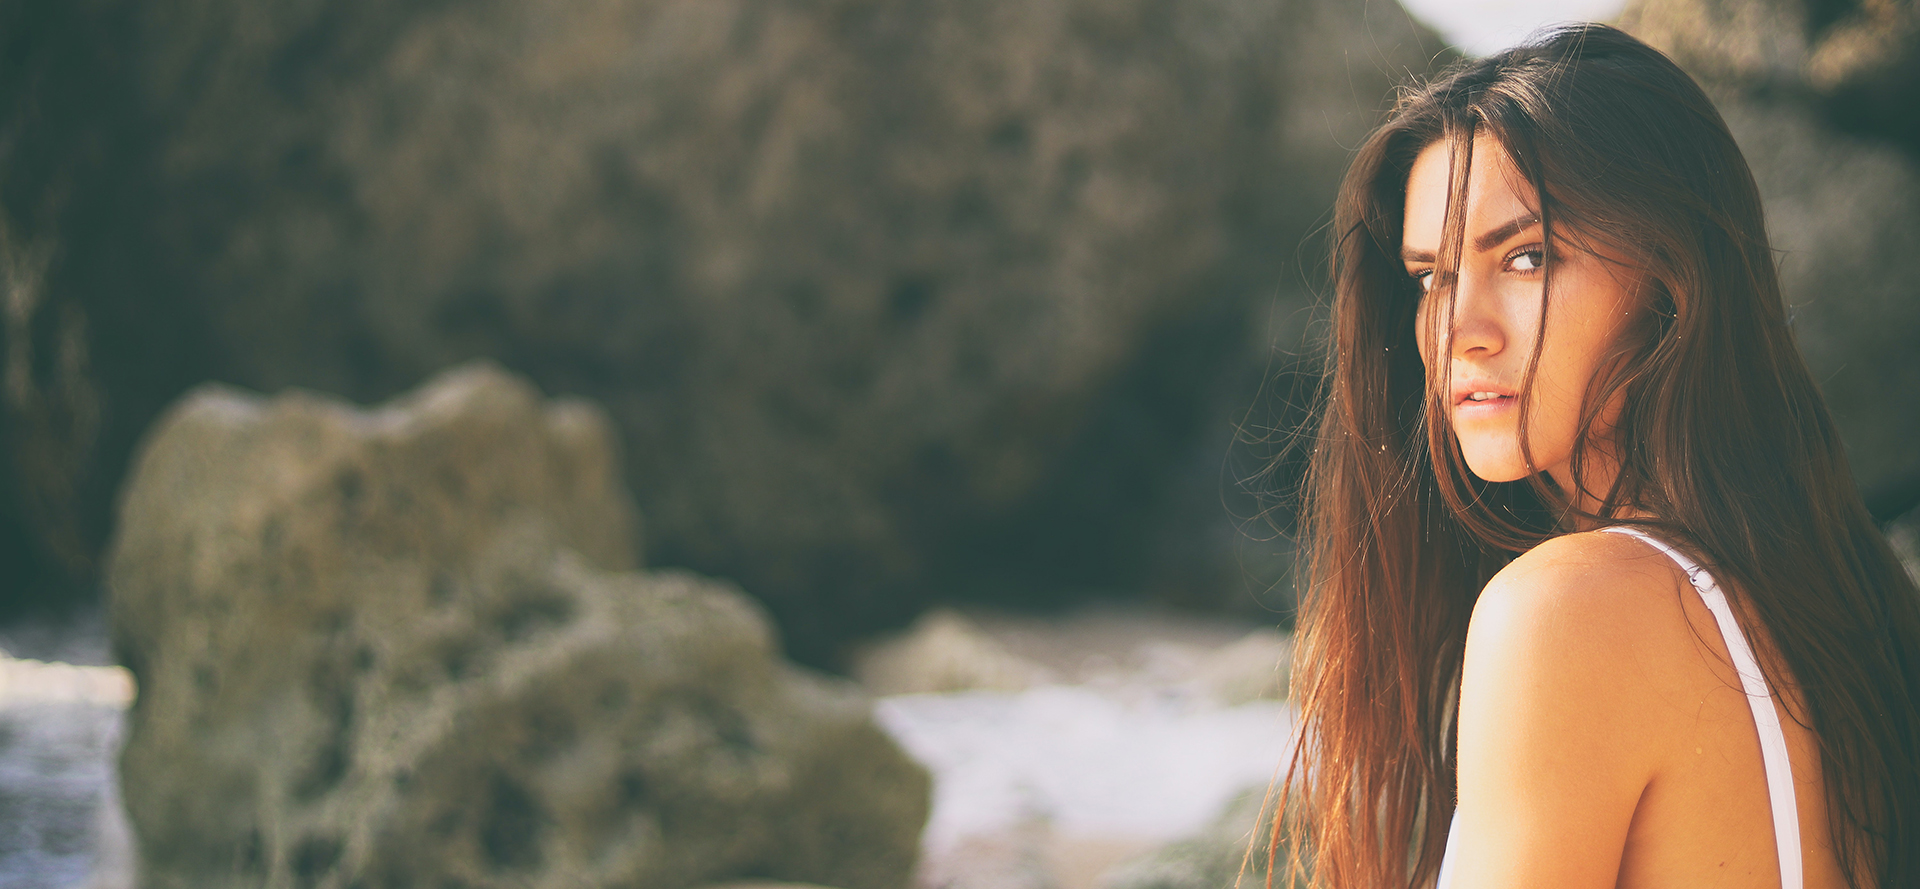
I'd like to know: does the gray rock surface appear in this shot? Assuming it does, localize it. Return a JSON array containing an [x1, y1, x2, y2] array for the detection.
[[5, 0, 1449, 655], [107, 363, 929, 889], [1618, 0, 1821, 89], [1715, 94, 1920, 516], [1619, 0, 1920, 152], [1619, 0, 1920, 517], [852, 610, 1060, 697]]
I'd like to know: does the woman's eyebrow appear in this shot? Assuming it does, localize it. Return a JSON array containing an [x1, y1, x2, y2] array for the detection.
[[1399, 212, 1541, 263], [1472, 213, 1540, 252]]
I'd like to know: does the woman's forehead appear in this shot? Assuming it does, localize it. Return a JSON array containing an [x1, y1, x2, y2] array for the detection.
[[1402, 135, 1540, 253]]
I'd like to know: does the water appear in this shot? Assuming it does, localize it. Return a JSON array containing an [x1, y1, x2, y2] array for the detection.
[[0, 702, 126, 889]]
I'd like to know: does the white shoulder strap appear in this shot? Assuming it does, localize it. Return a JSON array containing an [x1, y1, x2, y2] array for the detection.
[[1435, 809, 1462, 888], [1602, 526, 1801, 889]]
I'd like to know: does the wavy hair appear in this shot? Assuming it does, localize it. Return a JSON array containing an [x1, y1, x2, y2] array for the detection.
[[1270, 23, 1920, 888]]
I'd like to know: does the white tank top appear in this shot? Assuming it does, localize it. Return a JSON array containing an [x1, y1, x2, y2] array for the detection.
[[1433, 526, 1801, 888]]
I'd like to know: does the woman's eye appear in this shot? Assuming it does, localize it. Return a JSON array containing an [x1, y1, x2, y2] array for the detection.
[[1411, 270, 1434, 292], [1507, 248, 1545, 272]]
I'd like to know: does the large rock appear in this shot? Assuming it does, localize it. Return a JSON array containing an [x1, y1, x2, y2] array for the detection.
[[1619, 0, 1920, 518], [1716, 96, 1920, 517], [6, 0, 1448, 655], [107, 363, 929, 889], [1619, 0, 1920, 153], [851, 609, 1059, 697]]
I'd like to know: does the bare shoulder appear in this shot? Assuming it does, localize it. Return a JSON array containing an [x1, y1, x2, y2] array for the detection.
[[1451, 529, 1709, 877], [1470, 529, 1689, 659], [1460, 530, 1702, 777]]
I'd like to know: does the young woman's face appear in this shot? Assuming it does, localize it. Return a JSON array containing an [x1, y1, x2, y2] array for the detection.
[[1401, 135, 1639, 491]]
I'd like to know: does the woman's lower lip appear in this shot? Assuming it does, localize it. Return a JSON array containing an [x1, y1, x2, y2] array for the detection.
[[1454, 396, 1517, 417]]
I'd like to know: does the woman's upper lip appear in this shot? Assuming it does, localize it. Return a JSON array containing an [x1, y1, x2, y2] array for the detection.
[[1450, 381, 1518, 406]]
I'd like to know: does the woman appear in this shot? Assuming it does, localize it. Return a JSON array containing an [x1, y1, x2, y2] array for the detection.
[[1272, 24, 1920, 888]]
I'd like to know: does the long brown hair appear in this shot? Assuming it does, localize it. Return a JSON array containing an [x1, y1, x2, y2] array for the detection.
[[1270, 24, 1920, 888]]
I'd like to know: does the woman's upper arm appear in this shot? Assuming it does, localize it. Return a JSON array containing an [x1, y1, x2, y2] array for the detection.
[[1447, 533, 1679, 888]]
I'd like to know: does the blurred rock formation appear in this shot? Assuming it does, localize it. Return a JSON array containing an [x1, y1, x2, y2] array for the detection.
[[852, 609, 1060, 697], [2, 0, 1449, 660], [1621, 0, 1920, 154], [1620, 0, 1920, 520], [107, 363, 929, 889], [15, 0, 1911, 662]]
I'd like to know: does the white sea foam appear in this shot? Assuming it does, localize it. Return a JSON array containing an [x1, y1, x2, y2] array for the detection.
[[876, 685, 1294, 854]]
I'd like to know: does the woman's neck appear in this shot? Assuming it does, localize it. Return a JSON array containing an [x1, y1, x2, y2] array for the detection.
[[1546, 451, 1647, 531]]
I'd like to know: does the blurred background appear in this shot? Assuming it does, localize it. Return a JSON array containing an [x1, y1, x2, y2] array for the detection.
[[1, 0, 1916, 886]]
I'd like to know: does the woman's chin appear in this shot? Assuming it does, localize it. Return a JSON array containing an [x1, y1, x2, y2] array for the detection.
[[1460, 454, 1532, 484]]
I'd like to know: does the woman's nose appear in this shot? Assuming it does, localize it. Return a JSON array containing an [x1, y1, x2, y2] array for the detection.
[[1447, 271, 1506, 359]]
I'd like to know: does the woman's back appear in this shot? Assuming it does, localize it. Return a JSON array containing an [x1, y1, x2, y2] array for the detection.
[[1442, 529, 1847, 887]]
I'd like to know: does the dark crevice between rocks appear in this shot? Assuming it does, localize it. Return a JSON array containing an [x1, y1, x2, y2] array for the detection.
[[295, 690, 355, 803], [478, 773, 547, 872], [908, 289, 1311, 622], [0, 0, 228, 622], [617, 770, 650, 807], [1803, 0, 1858, 37], [697, 697, 758, 756], [885, 273, 939, 328], [289, 835, 344, 888], [496, 586, 575, 643], [296, 643, 359, 803], [1821, 81, 1920, 164], [441, 639, 481, 682]]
